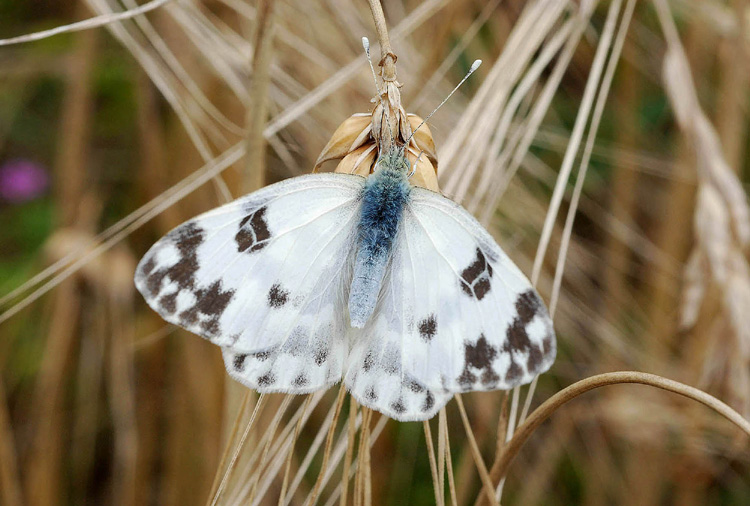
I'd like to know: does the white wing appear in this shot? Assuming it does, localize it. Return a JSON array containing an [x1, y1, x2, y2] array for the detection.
[[345, 335, 454, 420], [345, 187, 555, 420], [135, 173, 365, 392]]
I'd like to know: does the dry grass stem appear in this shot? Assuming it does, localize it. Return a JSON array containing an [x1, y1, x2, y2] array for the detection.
[[531, 0, 610, 285], [281, 396, 344, 506], [340, 398, 358, 506], [244, 0, 276, 194], [493, 372, 750, 483], [277, 396, 313, 505], [422, 421, 443, 506], [247, 395, 293, 503], [352, 408, 372, 506], [307, 385, 348, 506], [365, 0, 396, 81], [455, 395, 500, 506], [0, 0, 172, 46], [208, 391, 252, 501], [211, 394, 267, 506], [244, 393, 327, 503]]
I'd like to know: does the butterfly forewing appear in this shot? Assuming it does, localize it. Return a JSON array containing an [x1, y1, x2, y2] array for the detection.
[[343, 187, 555, 419], [135, 174, 365, 372]]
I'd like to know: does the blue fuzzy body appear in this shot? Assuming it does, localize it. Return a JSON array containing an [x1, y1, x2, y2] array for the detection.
[[348, 163, 411, 328]]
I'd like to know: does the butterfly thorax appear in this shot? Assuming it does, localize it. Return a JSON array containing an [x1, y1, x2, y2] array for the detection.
[[348, 148, 411, 328]]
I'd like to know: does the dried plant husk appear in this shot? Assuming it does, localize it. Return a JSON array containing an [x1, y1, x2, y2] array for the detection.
[[334, 144, 377, 177], [314, 113, 371, 169], [406, 114, 438, 169], [405, 146, 439, 193], [316, 78, 440, 192]]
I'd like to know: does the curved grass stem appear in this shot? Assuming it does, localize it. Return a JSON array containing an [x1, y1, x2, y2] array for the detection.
[[491, 371, 750, 488]]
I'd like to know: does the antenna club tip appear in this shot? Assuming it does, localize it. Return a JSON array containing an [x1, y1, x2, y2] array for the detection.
[[470, 59, 482, 72], [362, 37, 370, 50]]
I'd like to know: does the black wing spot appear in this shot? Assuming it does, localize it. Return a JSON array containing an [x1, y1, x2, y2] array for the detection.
[[257, 372, 276, 387], [140, 257, 156, 276], [201, 318, 221, 335], [191, 280, 235, 337], [267, 283, 289, 308], [166, 222, 205, 290], [458, 334, 500, 388], [140, 222, 237, 338], [504, 291, 542, 354], [194, 280, 234, 316], [527, 346, 542, 372], [390, 398, 406, 415], [542, 335, 553, 355], [159, 292, 178, 314], [460, 248, 493, 300], [233, 354, 247, 372], [178, 306, 199, 326], [516, 290, 541, 324], [505, 360, 522, 383], [144, 222, 205, 296], [314, 348, 328, 366], [504, 290, 552, 376], [421, 392, 435, 412], [406, 379, 425, 393], [363, 352, 374, 372], [365, 386, 378, 401], [252, 350, 271, 362], [418, 315, 437, 342], [236, 206, 271, 253], [505, 319, 532, 354], [292, 374, 309, 387]]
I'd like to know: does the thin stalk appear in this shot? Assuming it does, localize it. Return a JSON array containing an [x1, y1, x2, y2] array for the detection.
[[278, 396, 312, 506], [454, 395, 500, 506], [0, 0, 172, 46], [340, 398, 359, 506], [423, 421, 443, 506], [491, 372, 750, 483], [365, 0, 397, 81], [307, 385, 348, 506], [244, 0, 276, 194], [208, 392, 252, 501], [210, 394, 267, 506]]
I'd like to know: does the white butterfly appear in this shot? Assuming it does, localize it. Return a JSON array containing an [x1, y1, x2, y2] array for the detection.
[[134, 144, 556, 421]]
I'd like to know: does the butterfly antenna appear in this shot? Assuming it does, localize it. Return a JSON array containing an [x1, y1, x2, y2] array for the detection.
[[362, 37, 382, 97], [404, 59, 482, 146]]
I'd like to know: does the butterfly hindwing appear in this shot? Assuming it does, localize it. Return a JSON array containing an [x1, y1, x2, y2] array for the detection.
[[222, 330, 348, 394], [344, 187, 555, 418], [135, 174, 366, 391], [344, 318, 453, 421]]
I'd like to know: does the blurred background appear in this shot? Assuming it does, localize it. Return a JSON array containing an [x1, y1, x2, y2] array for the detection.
[[0, 0, 749, 504]]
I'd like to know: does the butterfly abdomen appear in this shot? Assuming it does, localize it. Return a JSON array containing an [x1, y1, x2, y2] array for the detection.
[[348, 165, 411, 328]]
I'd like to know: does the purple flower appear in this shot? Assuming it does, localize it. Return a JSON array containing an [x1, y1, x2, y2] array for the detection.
[[0, 159, 49, 203]]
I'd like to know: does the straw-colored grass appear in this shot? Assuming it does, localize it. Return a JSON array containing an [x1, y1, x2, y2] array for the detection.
[[1, 0, 749, 504]]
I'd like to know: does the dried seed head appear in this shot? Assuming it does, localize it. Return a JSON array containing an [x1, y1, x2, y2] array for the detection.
[[334, 144, 377, 177], [314, 113, 371, 171], [317, 70, 440, 192], [315, 52, 479, 193]]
